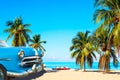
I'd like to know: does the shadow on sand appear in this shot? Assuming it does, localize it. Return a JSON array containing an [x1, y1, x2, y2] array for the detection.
[[14, 69, 58, 80], [14, 70, 46, 80], [107, 71, 120, 74], [81, 70, 120, 75]]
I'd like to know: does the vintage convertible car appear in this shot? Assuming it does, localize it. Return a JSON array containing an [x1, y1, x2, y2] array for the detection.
[[0, 40, 44, 80]]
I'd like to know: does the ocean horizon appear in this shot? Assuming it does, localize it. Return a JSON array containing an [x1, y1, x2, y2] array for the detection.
[[44, 62, 120, 70]]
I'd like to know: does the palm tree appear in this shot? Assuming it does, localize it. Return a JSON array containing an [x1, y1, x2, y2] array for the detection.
[[94, 0, 120, 26], [94, 0, 120, 50], [94, 0, 120, 72], [4, 16, 32, 46], [94, 26, 118, 72], [70, 31, 97, 71], [29, 34, 46, 53]]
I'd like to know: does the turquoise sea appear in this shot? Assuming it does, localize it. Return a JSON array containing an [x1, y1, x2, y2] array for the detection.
[[44, 62, 120, 70]]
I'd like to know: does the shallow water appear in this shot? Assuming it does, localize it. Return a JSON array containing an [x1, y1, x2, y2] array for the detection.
[[44, 62, 120, 70]]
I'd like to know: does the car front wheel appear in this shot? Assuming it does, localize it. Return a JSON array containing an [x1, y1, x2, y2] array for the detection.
[[0, 64, 7, 80]]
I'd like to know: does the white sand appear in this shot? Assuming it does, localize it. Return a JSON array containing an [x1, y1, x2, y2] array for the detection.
[[36, 69, 120, 80]]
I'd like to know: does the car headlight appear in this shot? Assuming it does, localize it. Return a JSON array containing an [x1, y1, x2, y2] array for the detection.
[[18, 49, 25, 59]]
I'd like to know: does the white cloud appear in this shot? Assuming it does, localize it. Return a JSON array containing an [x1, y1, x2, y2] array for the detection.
[[43, 55, 74, 62]]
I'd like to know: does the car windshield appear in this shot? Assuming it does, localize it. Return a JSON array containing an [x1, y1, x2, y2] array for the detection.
[[0, 40, 9, 47]]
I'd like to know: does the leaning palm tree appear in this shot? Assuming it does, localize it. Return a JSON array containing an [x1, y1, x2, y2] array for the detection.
[[4, 16, 32, 46], [29, 34, 46, 52], [70, 31, 96, 71], [94, 26, 118, 72]]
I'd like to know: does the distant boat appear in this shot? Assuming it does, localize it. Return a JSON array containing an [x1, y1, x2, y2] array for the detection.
[[53, 66, 70, 70]]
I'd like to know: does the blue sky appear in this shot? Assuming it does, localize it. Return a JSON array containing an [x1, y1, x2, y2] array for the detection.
[[0, 0, 98, 62]]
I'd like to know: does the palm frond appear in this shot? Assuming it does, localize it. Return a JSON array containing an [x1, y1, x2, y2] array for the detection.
[[85, 30, 90, 39], [87, 54, 93, 68], [6, 33, 14, 42], [6, 21, 13, 26], [23, 24, 31, 27], [71, 49, 80, 58], [94, 0, 104, 7]]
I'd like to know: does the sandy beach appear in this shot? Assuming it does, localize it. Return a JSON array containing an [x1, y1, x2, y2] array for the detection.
[[35, 69, 120, 80]]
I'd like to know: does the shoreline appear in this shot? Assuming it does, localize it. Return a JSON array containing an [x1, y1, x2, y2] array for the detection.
[[43, 61, 120, 70]]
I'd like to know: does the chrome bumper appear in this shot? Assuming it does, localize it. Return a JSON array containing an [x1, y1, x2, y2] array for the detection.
[[7, 63, 43, 77]]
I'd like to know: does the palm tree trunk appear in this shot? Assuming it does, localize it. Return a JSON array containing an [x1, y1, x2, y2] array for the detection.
[[84, 57, 86, 71], [14, 34, 19, 46]]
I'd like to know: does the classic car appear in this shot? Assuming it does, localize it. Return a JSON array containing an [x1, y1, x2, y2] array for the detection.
[[0, 40, 44, 80]]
